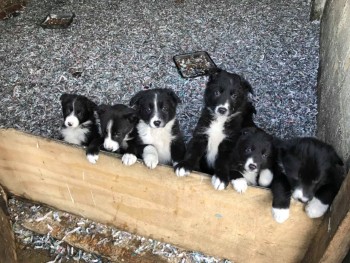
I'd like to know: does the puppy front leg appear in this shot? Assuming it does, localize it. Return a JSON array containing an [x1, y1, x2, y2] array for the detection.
[[122, 140, 142, 166], [174, 136, 207, 177], [142, 145, 159, 169], [271, 175, 292, 223], [305, 184, 338, 218], [86, 137, 104, 164], [229, 170, 248, 193], [170, 137, 186, 167]]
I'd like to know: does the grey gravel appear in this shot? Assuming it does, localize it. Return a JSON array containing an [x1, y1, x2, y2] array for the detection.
[[1, 0, 319, 262]]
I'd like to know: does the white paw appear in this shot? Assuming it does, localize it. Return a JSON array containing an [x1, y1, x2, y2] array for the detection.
[[104, 138, 119, 152], [231, 178, 248, 193], [86, 153, 99, 164], [272, 208, 290, 223], [143, 154, 158, 169], [305, 198, 329, 218], [211, 175, 226, 190], [122, 154, 137, 166], [259, 169, 273, 187], [176, 167, 190, 177]]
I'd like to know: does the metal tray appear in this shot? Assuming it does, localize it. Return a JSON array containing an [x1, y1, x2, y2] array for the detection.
[[40, 13, 75, 29], [173, 51, 217, 78]]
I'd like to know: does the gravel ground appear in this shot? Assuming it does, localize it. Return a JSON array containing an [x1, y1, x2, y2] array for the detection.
[[1, 0, 320, 262]]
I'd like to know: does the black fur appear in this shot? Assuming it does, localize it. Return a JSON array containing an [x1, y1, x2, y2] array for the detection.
[[59, 93, 98, 146], [123, 88, 186, 169], [86, 104, 138, 163], [271, 137, 344, 222], [175, 68, 256, 187]]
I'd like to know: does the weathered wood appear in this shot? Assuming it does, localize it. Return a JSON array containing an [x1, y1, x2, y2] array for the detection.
[[0, 185, 17, 263], [0, 129, 322, 263], [301, 171, 350, 263]]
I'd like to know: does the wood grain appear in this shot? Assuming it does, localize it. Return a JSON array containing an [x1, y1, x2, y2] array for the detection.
[[0, 129, 322, 263]]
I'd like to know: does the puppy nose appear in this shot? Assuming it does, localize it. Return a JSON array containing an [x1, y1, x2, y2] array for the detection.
[[248, 163, 257, 170], [67, 122, 73, 127], [218, 107, 227, 115], [153, 120, 161, 127]]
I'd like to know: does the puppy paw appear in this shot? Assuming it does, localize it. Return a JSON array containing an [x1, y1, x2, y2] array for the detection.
[[305, 198, 329, 218], [144, 154, 158, 169], [122, 153, 137, 166], [259, 169, 274, 187], [211, 175, 227, 190], [272, 208, 290, 223], [231, 178, 248, 193], [174, 161, 192, 177], [86, 153, 99, 164], [104, 139, 119, 152]]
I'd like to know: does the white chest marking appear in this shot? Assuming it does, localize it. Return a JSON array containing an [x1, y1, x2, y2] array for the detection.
[[61, 121, 91, 145], [205, 116, 227, 168], [137, 119, 175, 164]]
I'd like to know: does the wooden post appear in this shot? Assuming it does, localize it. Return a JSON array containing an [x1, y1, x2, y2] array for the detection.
[[0, 185, 17, 263], [0, 129, 323, 263]]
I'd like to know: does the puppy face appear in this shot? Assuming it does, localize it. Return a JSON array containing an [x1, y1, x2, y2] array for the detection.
[[130, 88, 181, 128], [279, 138, 343, 203], [97, 104, 138, 152], [205, 69, 253, 117], [236, 127, 273, 173], [60, 94, 96, 128]]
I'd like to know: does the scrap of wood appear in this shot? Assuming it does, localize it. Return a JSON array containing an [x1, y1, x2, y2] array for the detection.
[[22, 217, 167, 263], [0, 129, 322, 263], [0, 184, 17, 263]]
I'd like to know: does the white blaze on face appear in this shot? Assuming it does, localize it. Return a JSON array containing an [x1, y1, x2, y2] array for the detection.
[[103, 120, 119, 152], [65, 99, 79, 128], [150, 93, 162, 128], [292, 187, 309, 203]]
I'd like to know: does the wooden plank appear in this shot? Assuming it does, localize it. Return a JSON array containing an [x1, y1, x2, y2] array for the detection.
[[0, 185, 17, 263], [301, 171, 350, 263], [0, 129, 322, 263]]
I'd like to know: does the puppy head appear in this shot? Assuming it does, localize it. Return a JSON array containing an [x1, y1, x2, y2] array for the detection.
[[97, 104, 138, 152], [279, 138, 344, 203], [205, 69, 253, 117], [236, 127, 274, 173], [130, 88, 181, 128], [60, 93, 96, 128]]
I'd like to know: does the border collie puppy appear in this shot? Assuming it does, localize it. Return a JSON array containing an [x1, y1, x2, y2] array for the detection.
[[86, 104, 138, 164], [175, 69, 255, 190], [271, 137, 344, 223], [229, 127, 276, 193], [122, 88, 186, 169], [60, 93, 98, 146]]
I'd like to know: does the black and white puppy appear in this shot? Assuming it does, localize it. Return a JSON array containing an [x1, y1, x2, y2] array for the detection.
[[175, 69, 255, 190], [271, 137, 344, 223], [86, 104, 138, 164], [60, 93, 98, 146], [229, 127, 276, 193], [122, 88, 186, 169]]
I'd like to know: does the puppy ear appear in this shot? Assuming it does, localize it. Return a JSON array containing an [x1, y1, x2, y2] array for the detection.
[[59, 93, 70, 103], [240, 77, 253, 94], [130, 91, 145, 108], [167, 89, 181, 104], [97, 104, 109, 115], [86, 98, 97, 111], [125, 112, 139, 124], [208, 67, 221, 81]]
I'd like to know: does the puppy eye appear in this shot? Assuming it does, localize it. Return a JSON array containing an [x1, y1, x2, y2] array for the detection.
[[245, 148, 252, 153], [262, 153, 268, 159], [145, 107, 151, 113], [214, 90, 221, 96], [162, 106, 168, 112]]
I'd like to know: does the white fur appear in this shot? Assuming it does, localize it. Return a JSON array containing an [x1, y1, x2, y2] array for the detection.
[[122, 153, 138, 166], [214, 102, 229, 116], [292, 188, 309, 203], [240, 157, 258, 185], [305, 197, 329, 218], [259, 169, 273, 187], [137, 119, 175, 165], [149, 94, 163, 128], [87, 153, 99, 164], [211, 175, 226, 190], [103, 120, 120, 152], [65, 114, 80, 128], [61, 120, 91, 145], [205, 115, 227, 168], [142, 145, 159, 169], [272, 208, 290, 223], [232, 178, 248, 193], [176, 167, 190, 177]]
